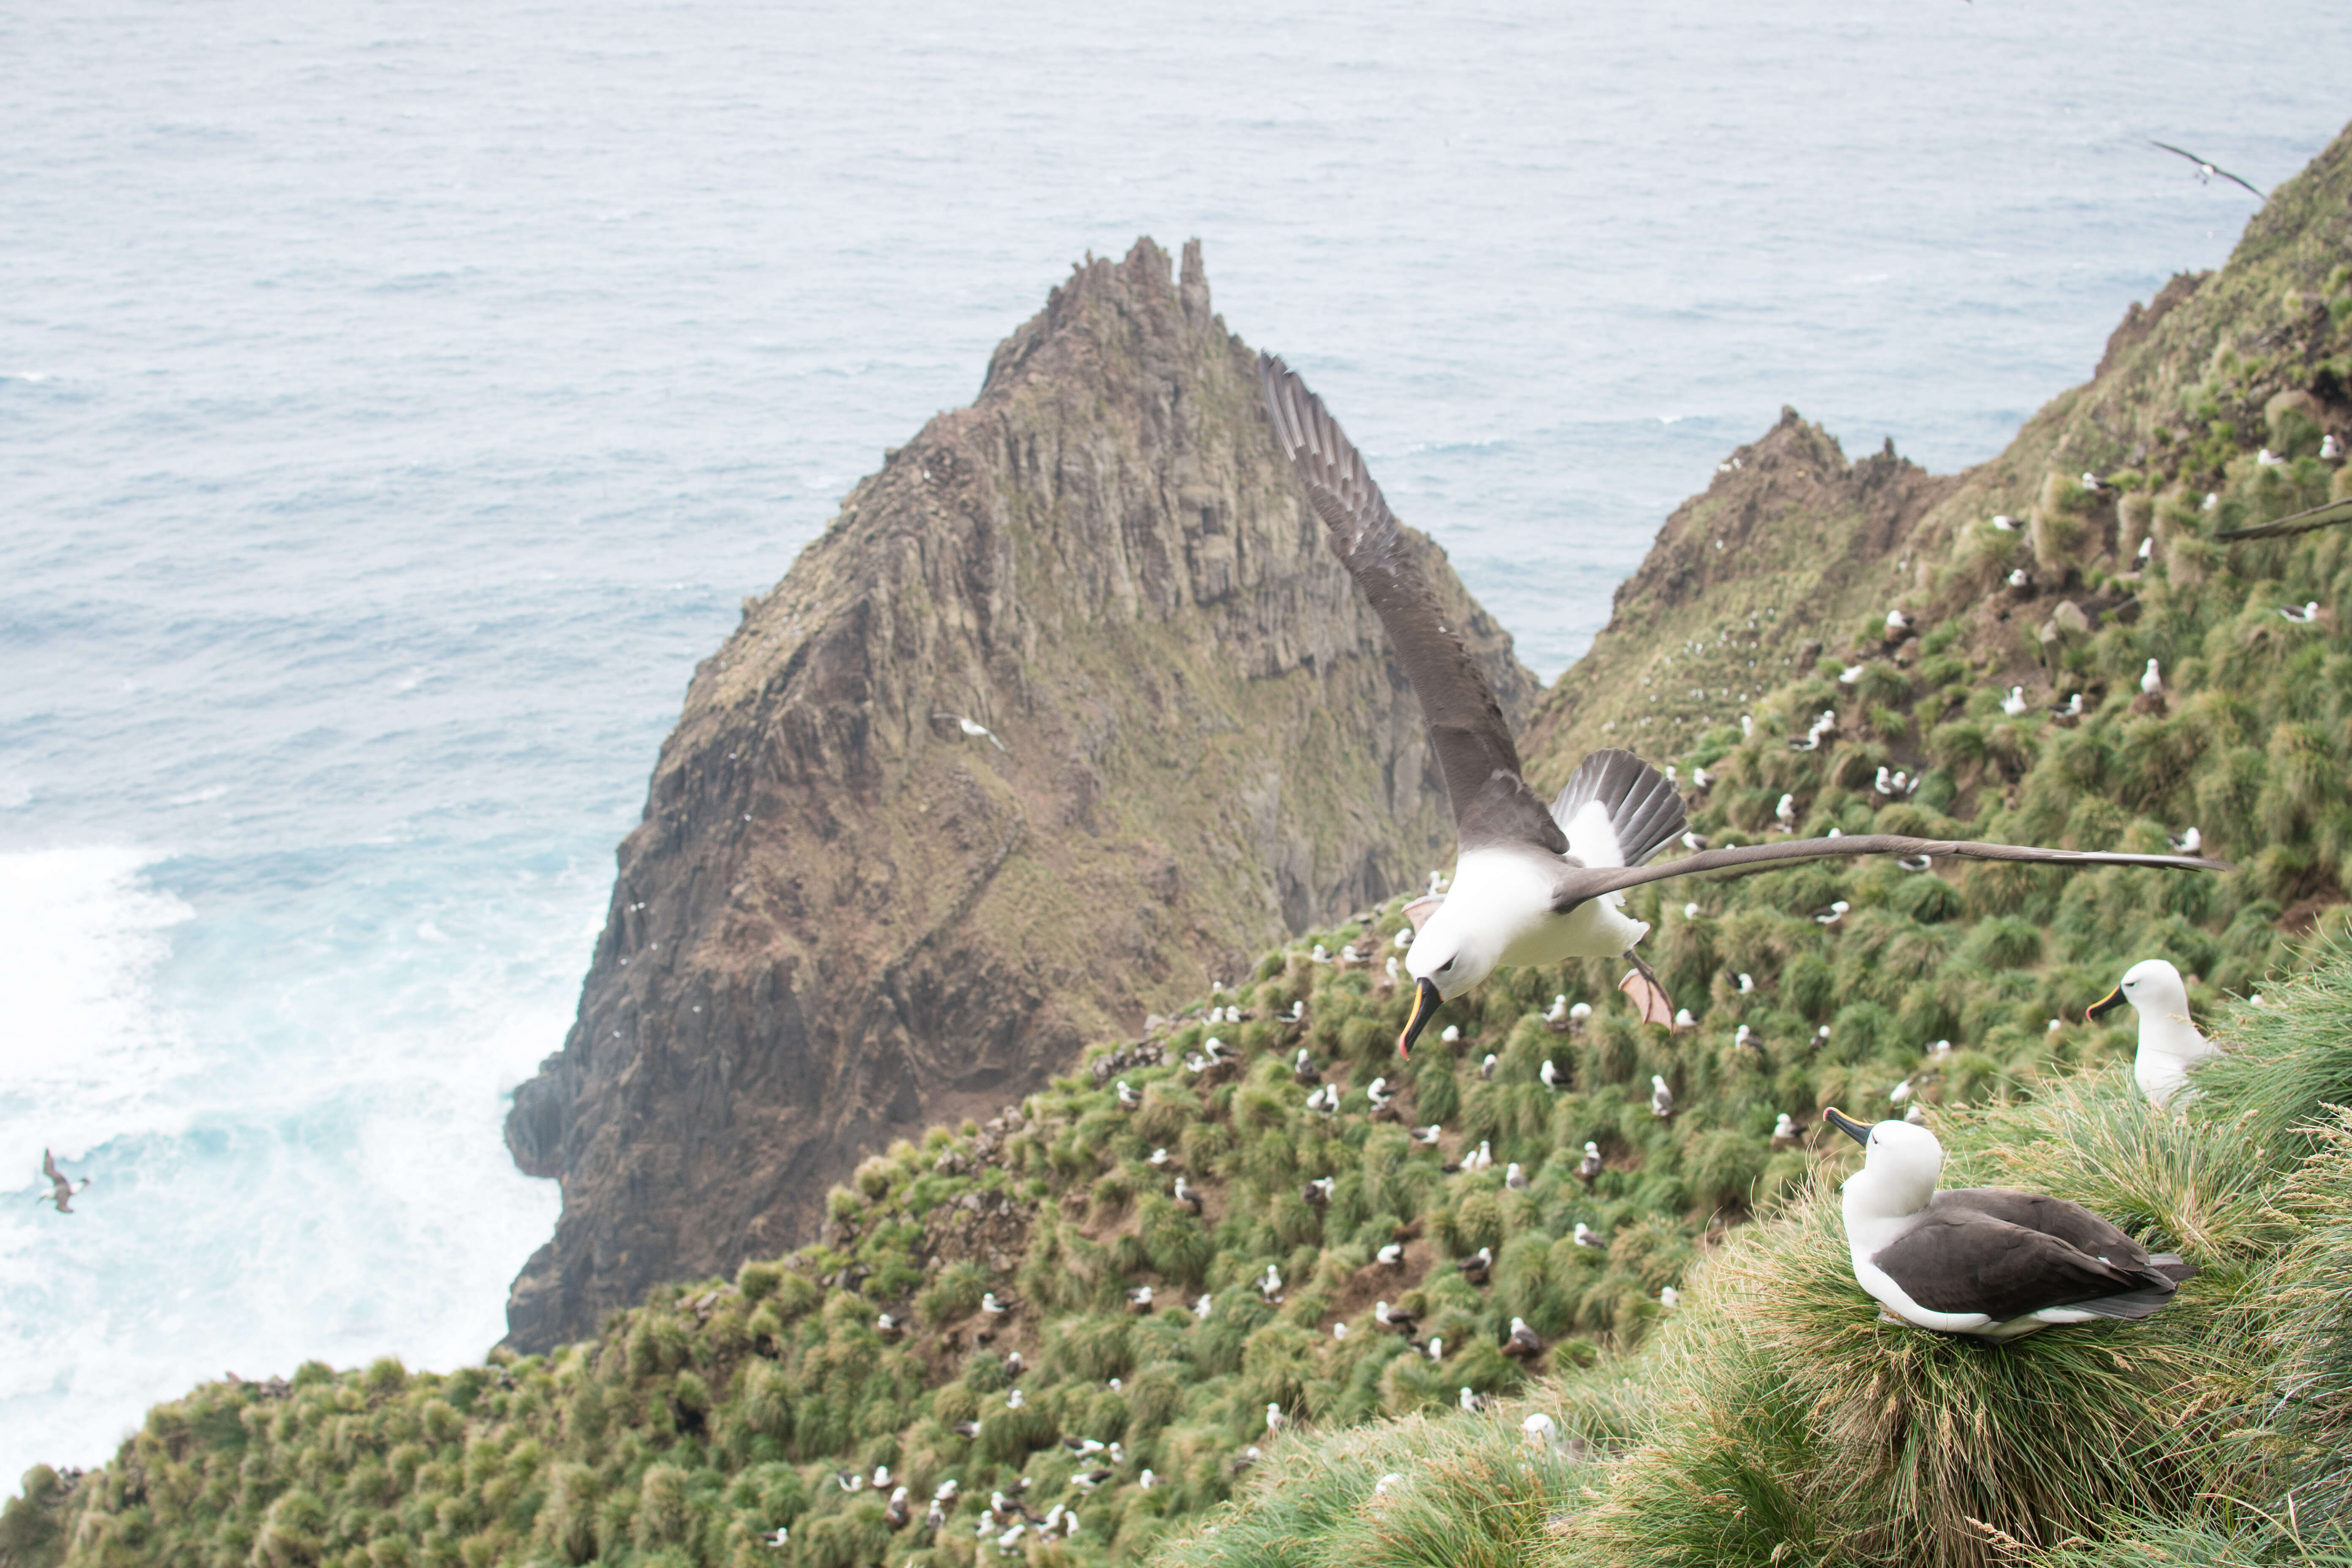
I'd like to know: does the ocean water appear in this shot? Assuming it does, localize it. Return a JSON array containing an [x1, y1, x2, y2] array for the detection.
[[4, 0, 2349, 1484]]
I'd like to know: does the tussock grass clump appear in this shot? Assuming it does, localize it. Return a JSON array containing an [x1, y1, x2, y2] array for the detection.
[[1157, 1388, 1622, 1568]]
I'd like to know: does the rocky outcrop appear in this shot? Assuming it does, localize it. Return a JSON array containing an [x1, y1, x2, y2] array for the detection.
[[1519, 410, 1956, 781], [501, 238, 1537, 1350]]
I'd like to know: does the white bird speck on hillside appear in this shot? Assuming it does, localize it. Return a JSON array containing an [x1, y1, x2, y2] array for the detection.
[[1650, 1075, 1674, 1117], [1573, 1221, 1598, 1248], [934, 712, 1008, 751], [2001, 686, 2028, 716], [2142, 659, 2164, 694], [1737, 972, 1753, 993], [2281, 601, 2320, 623], [2088, 959, 2221, 1108], [1992, 514, 2018, 531]]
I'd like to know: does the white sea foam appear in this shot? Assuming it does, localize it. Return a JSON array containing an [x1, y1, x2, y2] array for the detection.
[[0, 849, 567, 1483], [0, 848, 198, 1161]]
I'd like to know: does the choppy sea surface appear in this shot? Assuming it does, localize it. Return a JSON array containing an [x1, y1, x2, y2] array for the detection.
[[4, 0, 2348, 1485]]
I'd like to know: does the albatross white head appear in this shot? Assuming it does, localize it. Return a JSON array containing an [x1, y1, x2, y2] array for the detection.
[[1396, 847, 1647, 1056], [1396, 894, 1510, 1055], [1824, 1107, 1941, 1230], [2087, 958, 2214, 1108]]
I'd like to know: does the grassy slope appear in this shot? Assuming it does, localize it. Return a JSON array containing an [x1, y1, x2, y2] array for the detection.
[[16, 122, 2352, 1568]]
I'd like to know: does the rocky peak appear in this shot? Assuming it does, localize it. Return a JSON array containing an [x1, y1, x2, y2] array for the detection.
[[500, 237, 1535, 1350]]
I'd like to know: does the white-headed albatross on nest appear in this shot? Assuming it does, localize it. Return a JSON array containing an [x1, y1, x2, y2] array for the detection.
[[1256, 354, 2232, 1056], [1823, 1108, 2195, 1339]]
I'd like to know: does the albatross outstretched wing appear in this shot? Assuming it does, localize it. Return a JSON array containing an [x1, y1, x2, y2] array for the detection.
[[1551, 833, 2229, 909], [1259, 354, 1565, 855]]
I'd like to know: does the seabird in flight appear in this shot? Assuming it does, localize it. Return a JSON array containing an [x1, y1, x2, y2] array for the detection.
[[37, 1151, 90, 1214], [2087, 959, 2220, 1108], [1257, 354, 2227, 1058], [2147, 139, 2266, 201], [1824, 1108, 2195, 1338]]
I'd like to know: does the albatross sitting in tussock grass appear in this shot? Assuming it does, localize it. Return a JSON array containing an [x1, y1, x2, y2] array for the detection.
[[1824, 1108, 2194, 1339]]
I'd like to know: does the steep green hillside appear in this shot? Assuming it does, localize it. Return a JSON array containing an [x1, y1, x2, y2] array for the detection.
[[17, 114, 2352, 1568], [1168, 954, 2352, 1568]]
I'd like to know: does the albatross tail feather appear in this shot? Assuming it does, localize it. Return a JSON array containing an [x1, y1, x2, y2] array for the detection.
[[2055, 1285, 2179, 1320], [1550, 749, 1687, 868]]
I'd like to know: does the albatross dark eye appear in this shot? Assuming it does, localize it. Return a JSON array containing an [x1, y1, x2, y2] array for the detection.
[[1439, 959, 1455, 973]]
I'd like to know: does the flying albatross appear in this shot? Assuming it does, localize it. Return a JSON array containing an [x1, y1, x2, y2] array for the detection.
[[38, 1150, 90, 1214], [1824, 1108, 2195, 1339], [2147, 139, 2266, 202], [1256, 354, 2232, 1056]]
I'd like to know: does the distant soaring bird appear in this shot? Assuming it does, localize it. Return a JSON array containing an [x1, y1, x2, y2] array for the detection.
[[37, 1150, 89, 1214], [1257, 355, 2224, 1060], [2148, 139, 2266, 201]]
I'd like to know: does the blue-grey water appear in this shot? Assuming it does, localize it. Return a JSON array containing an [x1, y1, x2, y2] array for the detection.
[[4, 0, 2347, 1484]]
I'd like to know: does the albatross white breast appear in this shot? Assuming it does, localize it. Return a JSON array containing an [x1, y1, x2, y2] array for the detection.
[[2087, 958, 2220, 1108]]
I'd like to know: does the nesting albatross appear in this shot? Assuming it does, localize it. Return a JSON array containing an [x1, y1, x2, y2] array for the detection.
[[1824, 1108, 2194, 1339], [1256, 355, 2231, 1056]]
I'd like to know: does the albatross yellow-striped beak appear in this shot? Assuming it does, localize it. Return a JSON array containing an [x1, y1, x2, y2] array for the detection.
[[1823, 1107, 1873, 1146], [2086, 984, 2127, 1022], [1398, 977, 1442, 1059]]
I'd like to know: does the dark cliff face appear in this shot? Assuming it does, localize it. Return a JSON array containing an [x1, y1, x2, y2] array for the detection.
[[501, 238, 1538, 1350]]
